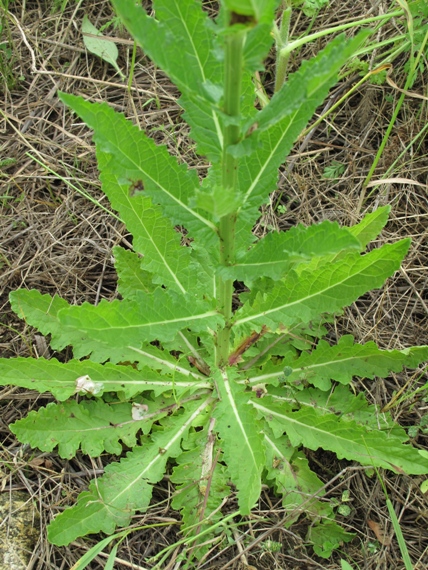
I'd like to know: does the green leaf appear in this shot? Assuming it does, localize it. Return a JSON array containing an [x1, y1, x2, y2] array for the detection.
[[348, 205, 390, 249], [309, 520, 354, 559], [223, 0, 277, 21], [180, 93, 224, 161], [112, 0, 220, 100], [281, 335, 428, 391], [254, 397, 428, 475], [243, 20, 275, 70], [193, 184, 244, 220], [219, 220, 361, 282], [171, 422, 230, 557], [59, 93, 217, 285], [113, 246, 155, 298], [9, 289, 221, 363], [0, 356, 209, 401], [269, 384, 408, 441], [212, 369, 265, 514], [246, 33, 368, 136], [47, 398, 211, 546], [111, 0, 223, 161], [9, 289, 92, 353], [288, 206, 393, 276], [56, 288, 223, 361], [101, 167, 195, 295], [285, 206, 393, 276], [322, 160, 345, 180], [301, 0, 329, 18], [11, 399, 162, 459], [82, 15, 124, 79], [263, 428, 330, 519], [340, 560, 356, 570], [234, 33, 370, 250], [233, 240, 410, 333], [10, 289, 67, 340]]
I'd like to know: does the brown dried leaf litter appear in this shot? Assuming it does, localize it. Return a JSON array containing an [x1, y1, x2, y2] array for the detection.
[[0, 1, 427, 568]]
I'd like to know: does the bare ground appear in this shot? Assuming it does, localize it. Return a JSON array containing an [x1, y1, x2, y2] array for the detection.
[[0, 0, 427, 568]]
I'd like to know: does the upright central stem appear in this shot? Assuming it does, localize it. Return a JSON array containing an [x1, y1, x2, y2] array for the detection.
[[215, 30, 245, 367]]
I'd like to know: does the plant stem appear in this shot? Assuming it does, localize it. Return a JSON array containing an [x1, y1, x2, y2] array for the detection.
[[127, 39, 137, 93], [279, 9, 403, 61], [216, 30, 245, 367], [274, 3, 292, 93]]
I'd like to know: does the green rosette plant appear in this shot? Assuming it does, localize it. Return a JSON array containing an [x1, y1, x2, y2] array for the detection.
[[1, 0, 427, 561]]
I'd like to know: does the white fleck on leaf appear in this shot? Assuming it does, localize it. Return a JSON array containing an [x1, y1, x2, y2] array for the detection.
[[75, 375, 104, 395], [132, 403, 149, 420]]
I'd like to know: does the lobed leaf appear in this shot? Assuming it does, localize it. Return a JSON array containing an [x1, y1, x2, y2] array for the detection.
[[247, 33, 368, 135], [56, 288, 223, 361], [212, 369, 265, 514], [263, 428, 331, 520], [269, 384, 408, 441], [171, 422, 230, 557], [48, 398, 211, 546], [9, 288, 221, 363], [60, 93, 217, 288], [288, 207, 394, 276], [0, 357, 210, 401], [111, 0, 223, 161], [113, 246, 155, 299], [309, 521, 354, 559], [11, 399, 159, 459], [280, 334, 428, 391], [254, 397, 428, 475], [233, 240, 410, 333], [10, 290, 70, 349], [219, 220, 361, 282], [9, 290, 109, 358], [234, 33, 370, 251]]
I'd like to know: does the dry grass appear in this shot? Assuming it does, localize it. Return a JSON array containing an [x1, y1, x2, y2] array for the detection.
[[0, 0, 427, 568]]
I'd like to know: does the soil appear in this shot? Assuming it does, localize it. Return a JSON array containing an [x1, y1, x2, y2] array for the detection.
[[1, 1, 427, 569]]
